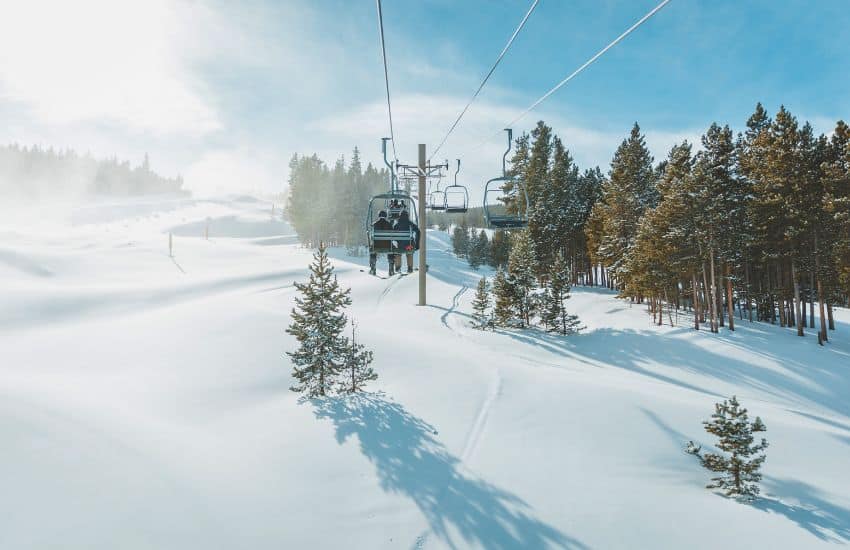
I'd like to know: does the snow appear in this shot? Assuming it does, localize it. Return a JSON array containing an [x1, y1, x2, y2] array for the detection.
[[1, 195, 849, 549]]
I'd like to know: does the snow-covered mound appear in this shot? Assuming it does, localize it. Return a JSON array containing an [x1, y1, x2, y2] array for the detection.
[[1, 196, 848, 549]]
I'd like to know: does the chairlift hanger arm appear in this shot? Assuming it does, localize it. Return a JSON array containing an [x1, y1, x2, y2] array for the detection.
[[502, 128, 513, 177]]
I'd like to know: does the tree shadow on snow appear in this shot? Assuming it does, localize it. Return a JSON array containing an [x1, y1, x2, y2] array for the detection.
[[754, 478, 850, 543], [493, 324, 850, 419], [311, 393, 586, 549]]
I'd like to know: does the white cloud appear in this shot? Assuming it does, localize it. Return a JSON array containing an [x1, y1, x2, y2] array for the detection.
[[0, 0, 220, 135]]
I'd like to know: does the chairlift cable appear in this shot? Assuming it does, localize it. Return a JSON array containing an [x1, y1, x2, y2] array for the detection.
[[428, 0, 539, 162], [466, 0, 672, 155], [376, 0, 399, 161]]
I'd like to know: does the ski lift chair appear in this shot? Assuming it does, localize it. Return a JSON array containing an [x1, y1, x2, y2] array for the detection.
[[366, 192, 420, 255], [483, 177, 528, 229], [444, 159, 469, 213]]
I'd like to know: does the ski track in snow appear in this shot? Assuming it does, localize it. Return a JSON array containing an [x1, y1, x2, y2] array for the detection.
[[460, 369, 503, 463], [416, 283, 501, 549], [377, 274, 402, 306], [440, 286, 468, 331]]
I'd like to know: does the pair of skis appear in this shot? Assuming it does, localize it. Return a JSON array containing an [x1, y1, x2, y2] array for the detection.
[[360, 268, 416, 280]]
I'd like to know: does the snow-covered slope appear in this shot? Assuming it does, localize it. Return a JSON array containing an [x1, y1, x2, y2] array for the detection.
[[1, 196, 848, 549]]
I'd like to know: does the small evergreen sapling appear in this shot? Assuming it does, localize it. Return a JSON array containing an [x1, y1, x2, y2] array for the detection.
[[286, 244, 353, 397], [492, 268, 516, 327], [542, 252, 582, 335], [699, 396, 768, 499], [471, 277, 492, 329], [507, 230, 537, 327], [340, 320, 377, 394]]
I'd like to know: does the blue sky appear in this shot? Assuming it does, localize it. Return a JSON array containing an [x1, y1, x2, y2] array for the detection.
[[1, 0, 848, 195]]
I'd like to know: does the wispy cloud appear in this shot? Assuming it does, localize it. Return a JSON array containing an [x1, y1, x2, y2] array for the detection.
[[313, 92, 703, 198], [0, 0, 220, 135]]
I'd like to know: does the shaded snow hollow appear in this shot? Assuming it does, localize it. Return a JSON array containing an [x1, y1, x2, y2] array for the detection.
[[1, 195, 849, 549]]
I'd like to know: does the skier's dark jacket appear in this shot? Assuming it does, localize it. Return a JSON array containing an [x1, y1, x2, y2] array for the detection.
[[371, 213, 395, 252], [393, 211, 420, 251]]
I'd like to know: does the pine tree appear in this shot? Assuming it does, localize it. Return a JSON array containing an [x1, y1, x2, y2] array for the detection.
[[507, 230, 537, 327], [595, 123, 658, 285], [492, 267, 516, 327], [452, 223, 470, 257], [468, 230, 489, 270], [700, 396, 768, 499], [286, 244, 353, 397], [339, 320, 377, 394], [488, 230, 511, 268], [471, 277, 492, 329], [623, 142, 696, 318], [824, 120, 850, 320], [531, 135, 582, 277], [504, 132, 531, 215], [542, 252, 582, 334], [467, 230, 480, 269], [691, 123, 745, 332]]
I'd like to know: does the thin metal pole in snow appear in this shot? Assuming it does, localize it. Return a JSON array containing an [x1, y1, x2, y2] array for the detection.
[[418, 144, 426, 306]]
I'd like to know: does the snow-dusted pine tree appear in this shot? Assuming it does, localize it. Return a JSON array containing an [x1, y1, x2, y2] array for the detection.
[[471, 276, 492, 329], [542, 252, 582, 335], [340, 320, 376, 394], [492, 267, 516, 327], [286, 244, 353, 397], [468, 230, 489, 270], [467, 230, 481, 269], [488, 230, 511, 268], [452, 222, 470, 258], [593, 123, 658, 283], [508, 230, 537, 327], [700, 396, 768, 499]]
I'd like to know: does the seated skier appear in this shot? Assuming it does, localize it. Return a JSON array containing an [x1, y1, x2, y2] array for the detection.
[[392, 209, 420, 274], [369, 210, 396, 276]]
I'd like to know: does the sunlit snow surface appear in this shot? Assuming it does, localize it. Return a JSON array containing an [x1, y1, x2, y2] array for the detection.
[[1, 195, 848, 549]]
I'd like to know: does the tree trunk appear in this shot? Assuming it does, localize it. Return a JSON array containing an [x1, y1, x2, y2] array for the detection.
[[828, 303, 835, 331], [817, 278, 828, 344], [788, 297, 795, 327], [768, 268, 776, 324], [709, 250, 719, 333], [725, 262, 735, 331], [692, 272, 701, 331], [715, 256, 724, 328], [801, 284, 807, 327], [665, 289, 674, 326], [809, 265, 816, 328], [777, 262, 786, 327], [658, 296, 663, 325], [703, 261, 717, 333], [745, 260, 753, 322], [792, 261, 804, 337]]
